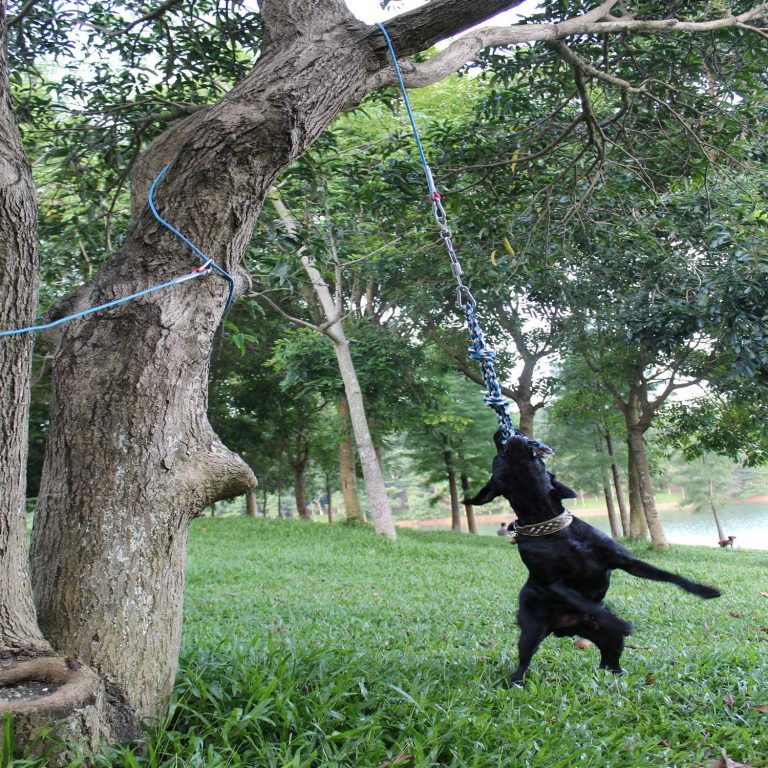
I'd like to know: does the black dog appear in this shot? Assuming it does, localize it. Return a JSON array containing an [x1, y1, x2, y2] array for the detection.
[[467, 432, 720, 683]]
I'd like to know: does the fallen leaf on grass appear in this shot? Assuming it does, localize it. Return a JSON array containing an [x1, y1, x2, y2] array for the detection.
[[376, 753, 413, 768], [760, 592, 768, 598], [729, 612, 745, 619], [626, 643, 648, 650], [573, 639, 592, 649], [724, 693, 735, 708], [705, 748, 754, 768], [750, 704, 768, 712]]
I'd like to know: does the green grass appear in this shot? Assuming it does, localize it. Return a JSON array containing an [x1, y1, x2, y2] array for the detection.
[[12, 519, 768, 767]]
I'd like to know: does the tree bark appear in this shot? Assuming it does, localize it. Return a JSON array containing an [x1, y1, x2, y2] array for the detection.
[[604, 430, 630, 537], [626, 447, 649, 541], [292, 435, 310, 520], [601, 465, 621, 539], [594, 430, 620, 539], [337, 397, 364, 524], [0, 5, 104, 758], [460, 471, 478, 534], [325, 473, 334, 524], [245, 488, 258, 517], [627, 427, 667, 548], [441, 435, 461, 532], [0, 0, 47, 662]]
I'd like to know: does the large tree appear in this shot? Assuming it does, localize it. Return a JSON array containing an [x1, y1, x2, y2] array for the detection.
[[2, 0, 767, 753]]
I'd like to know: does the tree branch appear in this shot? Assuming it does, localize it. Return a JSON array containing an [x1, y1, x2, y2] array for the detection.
[[375, 3, 768, 89], [6, 0, 39, 28]]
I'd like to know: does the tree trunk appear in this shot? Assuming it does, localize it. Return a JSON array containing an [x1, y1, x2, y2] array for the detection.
[[0, 6, 104, 757], [325, 473, 334, 524], [292, 444, 309, 520], [601, 466, 621, 539], [708, 475, 726, 543], [460, 471, 478, 535], [627, 427, 667, 548], [0, 5, 47, 663], [626, 449, 649, 540], [338, 397, 365, 524], [277, 487, 284, 519], [594, 431, 620, 539], [516, 401, 536, 438], [246, 489, 258, 517], [604, 430, 630, 537], [441, 436, 461, 532], [268, 193, 395, 538]]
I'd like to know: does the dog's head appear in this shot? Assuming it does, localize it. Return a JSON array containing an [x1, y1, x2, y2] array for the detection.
[[466, 432, 577, 519]]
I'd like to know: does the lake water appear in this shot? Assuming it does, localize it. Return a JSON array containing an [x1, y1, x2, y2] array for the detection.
[[411, 502, 768, 550]]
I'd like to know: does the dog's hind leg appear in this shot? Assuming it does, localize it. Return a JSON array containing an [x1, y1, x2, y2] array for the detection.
[[577, 624, 625, 673], [618, 558, 720, 599], [510, 607, 549, 685], [546, 583, 633, 636]]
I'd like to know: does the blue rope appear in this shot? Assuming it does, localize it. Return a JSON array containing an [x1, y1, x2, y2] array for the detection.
[[148, 163, 235, 310], [376, 23, 436, 196], [0, 163, 235, 338], [376, 21, 553, 455], [0, 271, 208, 338]]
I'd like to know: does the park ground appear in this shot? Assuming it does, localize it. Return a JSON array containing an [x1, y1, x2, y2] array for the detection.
[[10, 518, 768, 767]]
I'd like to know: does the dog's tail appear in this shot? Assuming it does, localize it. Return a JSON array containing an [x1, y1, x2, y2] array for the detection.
[[620, 558, 721, 599]]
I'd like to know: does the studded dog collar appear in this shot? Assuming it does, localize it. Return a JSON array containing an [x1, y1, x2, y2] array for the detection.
[[506, 510, 573, 544]]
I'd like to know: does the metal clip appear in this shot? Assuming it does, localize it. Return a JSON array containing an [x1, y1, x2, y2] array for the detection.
[[456, 285, 477, 308]]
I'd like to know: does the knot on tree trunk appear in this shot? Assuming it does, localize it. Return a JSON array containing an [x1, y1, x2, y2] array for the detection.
[[174, 434, 258, 511]]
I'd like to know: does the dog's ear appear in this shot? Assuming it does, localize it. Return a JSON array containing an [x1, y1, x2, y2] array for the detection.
[[551, 477, 578, 500], [464, 477, 502, 506]]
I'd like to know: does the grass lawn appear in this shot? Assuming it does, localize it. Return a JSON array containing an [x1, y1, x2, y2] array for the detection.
[[14, 518, 768, 767]]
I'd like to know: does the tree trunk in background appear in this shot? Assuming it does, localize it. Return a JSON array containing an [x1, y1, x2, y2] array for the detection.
[[338, 397, 364, 524], [441, 436, 461, 532], [626, 449, 649, 540], [605, 430, 630, 537], [292, 440, 309, 520], [246, 489, 258, 517], [627, 428, 667, 548], [325, 474, 334, 523], [269, 192, 395, 538], [594, 430, 620, 539], [460, 471, 478, 534], [708, 476, 726, 543], [277, 488, 284, 519], [516, 402, 536, 439], [601, 466, 621, 539]]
